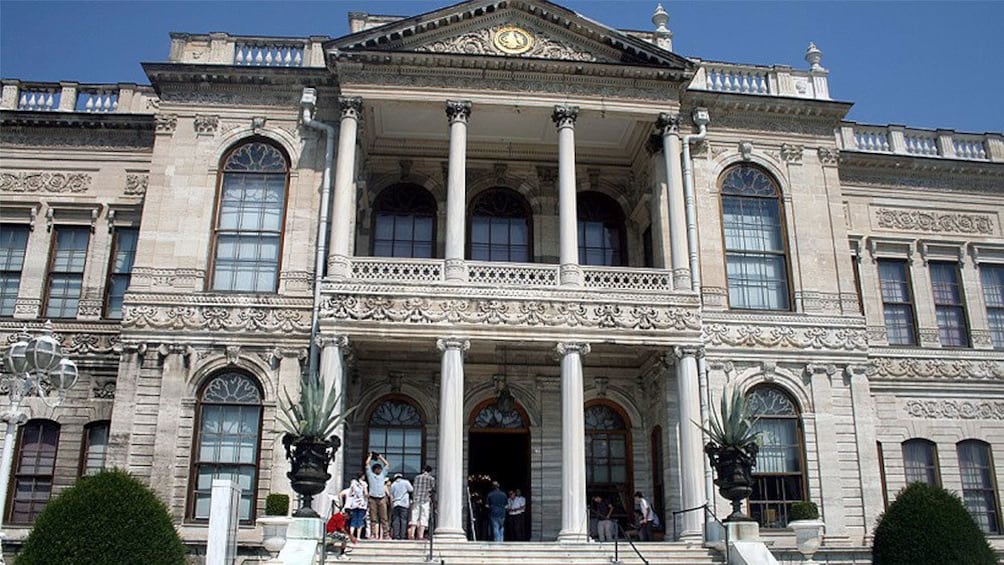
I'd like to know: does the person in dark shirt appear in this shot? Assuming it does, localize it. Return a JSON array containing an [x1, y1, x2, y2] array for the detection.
[[590, 495, 615, 541], [485, 481, 508, 542]]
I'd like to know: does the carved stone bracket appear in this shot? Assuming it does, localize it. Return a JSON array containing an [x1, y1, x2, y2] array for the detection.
[[817, 147, 839, 167], [780, 144, 804, 164], [193, 114, 219, 135], [155, 114, 178, 134]]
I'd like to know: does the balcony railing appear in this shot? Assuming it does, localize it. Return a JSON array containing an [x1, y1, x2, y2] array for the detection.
[[168, 33, 328, 67], [1, 81, 156, 114], [838, 123, 1004, 162], [690, 61, 830, 100]]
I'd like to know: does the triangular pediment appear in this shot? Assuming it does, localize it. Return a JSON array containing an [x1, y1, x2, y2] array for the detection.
[[332, 0, 692, 71]]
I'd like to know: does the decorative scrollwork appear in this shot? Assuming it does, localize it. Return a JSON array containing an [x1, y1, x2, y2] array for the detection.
[[904, 399, 1004, 420]]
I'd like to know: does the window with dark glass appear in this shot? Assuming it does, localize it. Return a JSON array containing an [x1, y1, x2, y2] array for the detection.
[[45, 226, 89, 319], [747, 387, 804, 528], [211, 141, 289, 292], [980, 264, 1004, 348], [190, 372, 262, 522], [957, 440, 1001, 534], [469, 188, 531, 262], [105, 228, 138, 319], [372, 184, 436, 258], [366, 398, 424, 478], [878, 259, 917, 345], [0, 224, 29, 316], [80, 420, 110, 477], [577, 191, 626, 266], [585, 402, 631, 519], [930, 262, 969, 347], [8, 420, 59, 524], [720, 165, 790, 310], [902, 438, 940, 487]]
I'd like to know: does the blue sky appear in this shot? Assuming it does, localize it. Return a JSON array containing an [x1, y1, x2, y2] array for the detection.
[[1, 1, 1002, 133]]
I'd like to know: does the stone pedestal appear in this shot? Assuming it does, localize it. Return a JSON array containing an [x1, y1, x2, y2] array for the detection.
[[278, 517, 324, 565]]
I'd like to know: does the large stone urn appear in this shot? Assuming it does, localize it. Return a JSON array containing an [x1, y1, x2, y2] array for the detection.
[[788, 519, 824, 564], [705, 441, 759, 522], [282, 434, 341, 517]]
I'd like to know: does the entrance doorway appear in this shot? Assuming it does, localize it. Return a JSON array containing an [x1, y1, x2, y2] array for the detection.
[[467, 399, 532, 541]]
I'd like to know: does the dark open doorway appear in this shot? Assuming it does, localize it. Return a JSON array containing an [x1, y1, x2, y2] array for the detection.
[[468, 431, 531, 541]]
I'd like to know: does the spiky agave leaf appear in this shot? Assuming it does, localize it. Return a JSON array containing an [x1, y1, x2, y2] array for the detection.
[[278, 372, 360, 441], [695, 384, 761, 448]]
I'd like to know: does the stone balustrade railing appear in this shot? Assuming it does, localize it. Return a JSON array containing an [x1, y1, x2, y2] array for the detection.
[[838, 123, 1004, 162], [0, 81, 157, 114], [689, 60, 830, 100], [168, 32, 328, 67]]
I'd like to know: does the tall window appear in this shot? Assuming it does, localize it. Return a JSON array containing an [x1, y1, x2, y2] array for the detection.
[[0, 224, 29, 316], [366, 397, 424, 478], [190, 372, 262, 522], [79, 421, 110, 477], [585, 402, 631, 518], [747, 387, 804, 528], [902, 438, 940, 487], [45, 226, 89, 319], [981, 264, 1004, 348], [720, 165, 790, 310], [372, 184, 436, 258], [577, 191, 626, 266], [8, 420, 59, 524], [930, 262, 969, 347], [469, 188, 531, 262], [878, 259, 917, 345], [105, 228, 138, 319], [957, 440, 1001, 534], [211, 141, 289, 292]]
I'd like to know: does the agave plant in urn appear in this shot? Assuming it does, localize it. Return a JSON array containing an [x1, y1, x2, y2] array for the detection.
[[278, 372, 357, 518], [698, 385, 760, 522]]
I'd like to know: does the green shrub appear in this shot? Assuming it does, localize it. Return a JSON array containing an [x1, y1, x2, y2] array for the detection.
[[789, 501, 819, 521], [265, 493, 290, 516], [17, 469, 186, 565], [872, 482, 996, 565]]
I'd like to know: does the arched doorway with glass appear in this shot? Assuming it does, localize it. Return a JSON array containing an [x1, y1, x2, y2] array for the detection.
[[584, 401, 633, 531], [467, 396, 531, 541], [364, 396, 426, 479]]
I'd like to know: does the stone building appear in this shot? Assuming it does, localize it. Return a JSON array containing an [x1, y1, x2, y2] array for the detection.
[[1, 0, 1002, 562]]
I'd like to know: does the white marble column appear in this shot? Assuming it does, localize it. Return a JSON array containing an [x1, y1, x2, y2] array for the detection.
[[319, 336, 349, 507], [435, 337, 470, 541], [647, 137, 671, 269], [659, 113, 690, 290], [553, 105, 582, 287], [675, 346, 704, 540], [556, 341, 590, 542], [328, 96, 362, 279], [444, 100, 472, 281]]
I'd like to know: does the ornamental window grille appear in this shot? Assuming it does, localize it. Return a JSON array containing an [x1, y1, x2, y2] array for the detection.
[[372, 183, 437, 259], [577, 191, 627, 266], [367, 398, 424, 478], [8, 419, 59, 524], [44, 226, 89, 318], [878, 259, 918, 345], [902, 438, 940, 487], [720, 165, 790, 310], [469, 188, 532, 263], [585, 403, 631, 519], [746, 386, 805, 528], [0, 224, 29, 316], [190, 372, 263, 522], [80, 420, 110, 477], [930, 262, 970, 347], [211, 141, 289, 292], [957, 440, 1001, 534], [979, 264, 1004, 348], [472, 404, 526, 429]]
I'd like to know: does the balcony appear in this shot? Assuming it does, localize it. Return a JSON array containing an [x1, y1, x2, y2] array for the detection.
[[167, 33, 328, 67], [838, 123, 1004, 162], [0, 81, 157, 114], [689, 60, 830, 101]]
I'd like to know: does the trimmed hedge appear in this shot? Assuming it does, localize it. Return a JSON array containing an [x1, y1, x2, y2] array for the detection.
[[789, 501, 819, 521], [872, 482, 996, 565], [17, 469, 186, 565], [265, 493, 290, 516]]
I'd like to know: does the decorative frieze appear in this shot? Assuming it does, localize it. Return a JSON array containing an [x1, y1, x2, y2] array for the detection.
[[870, 356, 1004, 380], [13, 298, 40, 317], [1, 127, 154, 150], [123, 302, 310, 334], [795, 291, 842, 314], [0, 171, 92, 193], [129, 267, 206, 291], [904, 399, 1004, 420], [873, 207, 994, 235], [125, 174, 149, 196], [1, 326, 121, 356], [417, 26, 597, 62], [703, 322, 867, 351]]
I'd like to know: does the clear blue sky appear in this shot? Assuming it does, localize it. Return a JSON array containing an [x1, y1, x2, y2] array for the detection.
[[1, 1, 1002, 133]]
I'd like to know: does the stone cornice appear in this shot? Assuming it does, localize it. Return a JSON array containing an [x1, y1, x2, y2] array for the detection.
[[838, 151, 1004, 193], [0, 110, 155, 131], [682, 91, 852, 135], [142, 62, 336, 90]]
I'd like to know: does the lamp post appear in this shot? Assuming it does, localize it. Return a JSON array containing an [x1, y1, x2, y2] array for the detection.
[[0, 321, 78, 565]]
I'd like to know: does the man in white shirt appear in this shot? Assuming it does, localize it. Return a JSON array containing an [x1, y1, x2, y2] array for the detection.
[[389, 473, 414, 540], [506, 488, 527, 541]]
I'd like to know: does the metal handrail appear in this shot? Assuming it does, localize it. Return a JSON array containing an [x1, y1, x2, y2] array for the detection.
[[426, 489, 436, 562], [670, 503, 729, 564], [612, 521, 649, 565]]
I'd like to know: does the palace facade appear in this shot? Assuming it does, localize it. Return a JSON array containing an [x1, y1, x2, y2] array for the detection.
[[1, 0, 1002, 561]]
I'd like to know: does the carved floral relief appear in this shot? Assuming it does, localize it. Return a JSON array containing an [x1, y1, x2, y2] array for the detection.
[[0, 171, 92, 193]]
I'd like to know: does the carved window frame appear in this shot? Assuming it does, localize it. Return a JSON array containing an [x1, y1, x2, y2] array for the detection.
[[5, 419, 60, 525], [370, 183, 438, 259], [746, 385, 806, 529], [363, 395, 426, 479], [577, 191, 627, 267], [467, 187, 533, 263]]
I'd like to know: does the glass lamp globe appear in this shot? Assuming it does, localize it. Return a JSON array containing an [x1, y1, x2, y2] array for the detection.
[[51, 358, 79, 392], [25, 332, 62, 372], [5, 340, 30, 374]]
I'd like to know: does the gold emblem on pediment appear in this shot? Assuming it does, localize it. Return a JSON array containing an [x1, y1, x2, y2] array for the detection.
[[493, 26, 534, 54]]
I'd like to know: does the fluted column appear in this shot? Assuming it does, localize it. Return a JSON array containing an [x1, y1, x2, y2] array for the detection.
[[556, 341, 590, 542], [675, 346, 704, 540], [445, 100, 472, 281], [320, 336, 349, 505], [435, 337, 470, 540], [659, 113, 690, 289], [327, 96, 362, 279], [553, 105, 582, 287]]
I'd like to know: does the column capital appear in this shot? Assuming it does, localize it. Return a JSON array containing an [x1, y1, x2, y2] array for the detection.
[[555, 342, 590, 357], [437, 337, 470, 354], [672, 345, 702, 359], [445, 100, 472, 124], [657, 112, 682, 136], [316, 335, 349, 349], [552, 105, 579, 129], [338, 96, 362, 119]]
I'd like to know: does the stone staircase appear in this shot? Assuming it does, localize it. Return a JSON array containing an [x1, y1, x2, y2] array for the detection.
[[324, 540, 725, 564]]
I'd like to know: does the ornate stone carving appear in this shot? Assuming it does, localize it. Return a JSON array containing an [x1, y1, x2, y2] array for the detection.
[[125, 174, 149, 196], [971, 330, 993, 348], [904, 399, 1004, 420], [338, 96, 363, 120], [436, 337, 471, 353], [796, 291, 842, 314], [1, 327, 121, 356], [870, 357, 1004, 380], [155, 113, 178, 133], [873, 208, 994, 235], [1, 126, 153, 150], [866, 325, 888, 343], [593, 376, 609, 397], [556, 342, 591, 358], [738, 141, 754, 161], [13, 298, 40, 317], [122, 303, 310, 334], [77, 298, 103, 318], [445, 100, 472, 124], [130, 267, 206, 291], [193, 114, 219, 135], [0, 171, 91, 193], [656, 113, 681, 135], [417, 27, 596, 62], [817, 147, 839, 166], [158, 86, 301, 107], [780, 143, 804, 163], [280, 270, 313, 293], [552, 105, 579, 128], [93, 376, 117, 399], [702, 323, 867, 351]]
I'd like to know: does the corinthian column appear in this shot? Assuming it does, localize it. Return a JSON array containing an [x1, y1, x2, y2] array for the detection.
[[658, 113, 690, 289], [553, 105, 582, 287], [556, 341, 590, 542], [435, 337, 470, 541], [328, 96, 362, 279], [675, 346, 704, 540], [444, 100, 472, 281]]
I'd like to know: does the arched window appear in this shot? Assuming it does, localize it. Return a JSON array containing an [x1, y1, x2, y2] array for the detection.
[[720, 165, 790, 310], [469, 188, 532, 262], [746, 386, 804, 528], [366, 397, 425, 478], [902, 438, 940, 487], [577, 191, 627, 266], [190, 372, 263, 522], [471, 402, 528, 431], [211, 140, 289, 292], [372, 184, 437, 258], [7, 419, 59, 524], [79, 420, 111, 477], [585, 402, 632, 519], [957, 440, 1001, 534]]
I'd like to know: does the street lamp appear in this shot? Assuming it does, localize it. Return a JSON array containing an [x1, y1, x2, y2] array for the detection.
[[0, 321, 78, 565]]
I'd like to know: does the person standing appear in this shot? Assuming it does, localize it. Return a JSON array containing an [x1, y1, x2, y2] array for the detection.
[[365, 452, 391, 539], [409, 465, 436, 540], [389, 473, 414, 540], [591, 494, 615, 541], [634, 491, 655, 542], [343, 471, 369, 542], [486, 481, 508, 542], [506, 489, 527, 541]]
